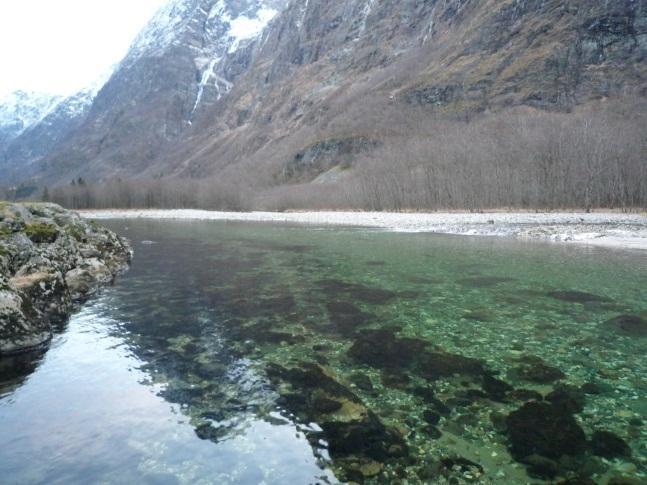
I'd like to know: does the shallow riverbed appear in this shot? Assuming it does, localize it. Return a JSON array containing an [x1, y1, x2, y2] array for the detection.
[[1, 220, 645, 484]]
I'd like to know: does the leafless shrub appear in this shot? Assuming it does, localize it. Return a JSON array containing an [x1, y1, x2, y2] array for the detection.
[[50, 97, 646, 212], [51, 177, 251, 211]]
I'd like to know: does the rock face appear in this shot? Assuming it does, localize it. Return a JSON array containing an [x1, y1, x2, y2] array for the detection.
[[3, 0, 647, 185], [0, 202, 131, 354]]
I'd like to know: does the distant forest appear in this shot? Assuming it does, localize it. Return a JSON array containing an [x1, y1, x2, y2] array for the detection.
[[5, 97, 646, 212]]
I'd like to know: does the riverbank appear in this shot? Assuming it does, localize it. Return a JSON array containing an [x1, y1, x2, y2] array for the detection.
[[80, 209, 647, 251]]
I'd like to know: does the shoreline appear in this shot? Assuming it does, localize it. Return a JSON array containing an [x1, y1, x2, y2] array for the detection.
[[79, 209, 647, 251]]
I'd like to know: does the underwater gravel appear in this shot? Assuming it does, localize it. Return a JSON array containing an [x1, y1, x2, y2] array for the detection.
[[80, 210, 647, 250]]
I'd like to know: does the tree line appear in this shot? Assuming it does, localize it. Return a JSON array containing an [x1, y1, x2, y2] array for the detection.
[[20, 97, 646, 212]]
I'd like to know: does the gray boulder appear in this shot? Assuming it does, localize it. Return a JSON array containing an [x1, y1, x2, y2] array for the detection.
[[0, 202, 132, 354]]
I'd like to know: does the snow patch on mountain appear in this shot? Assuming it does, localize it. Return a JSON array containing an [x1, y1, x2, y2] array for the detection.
[[122, 0, 281, 118], [226, 6, 277, 52], [355, 0, 376, 41], [187, 1, 281, 117]]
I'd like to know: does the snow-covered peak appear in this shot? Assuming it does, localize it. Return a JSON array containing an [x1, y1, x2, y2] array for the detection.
[[0, 91, 63, 141], [0, 71, 111, 146]]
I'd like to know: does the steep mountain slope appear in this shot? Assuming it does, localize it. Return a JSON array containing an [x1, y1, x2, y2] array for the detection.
[[12, 0, 647, 187], [0, 86, 102, 183], [147, 0, 647, 182], [37, 0, 287, 183]]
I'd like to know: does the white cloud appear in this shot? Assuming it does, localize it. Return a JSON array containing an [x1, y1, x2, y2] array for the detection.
[[0, 0, 168, 98]]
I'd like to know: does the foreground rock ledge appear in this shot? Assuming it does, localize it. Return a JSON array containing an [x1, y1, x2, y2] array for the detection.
[[0, 202, 132, 355]]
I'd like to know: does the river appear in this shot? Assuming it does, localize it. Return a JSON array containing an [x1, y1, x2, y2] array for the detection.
[[1, 220, 645, 483]]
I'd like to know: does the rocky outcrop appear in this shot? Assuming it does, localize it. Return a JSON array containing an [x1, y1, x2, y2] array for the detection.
[[281, 136, 379, 182], [0, 202, 131, 354]]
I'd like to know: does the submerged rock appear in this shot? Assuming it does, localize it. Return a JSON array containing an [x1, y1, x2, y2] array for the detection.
[[546, 384, 586, 414], [349, 328, 485, 382], [605, 315, 647, 336], [509, 357, 565, 384], [325, 301, 372, 336], [0, 203, 131, 354], [318, 278, 397, 304], [547, 290, 611, 303], [265, 361, 408, 480], [590, 430, 632, 458], [506, 401, 587, 462]]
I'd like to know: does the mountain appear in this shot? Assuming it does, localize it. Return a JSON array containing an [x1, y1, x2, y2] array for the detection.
[[0, 76, 108, 185], [2, 0, 646, 206], [0, 91, 63, 147], [34, 0, 287, 183], [0, 85, 103, 183]]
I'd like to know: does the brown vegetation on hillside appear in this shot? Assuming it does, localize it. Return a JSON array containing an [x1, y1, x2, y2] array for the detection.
[[40, 97, 646, 212]]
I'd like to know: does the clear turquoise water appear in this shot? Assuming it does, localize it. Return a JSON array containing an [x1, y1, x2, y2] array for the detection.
[[1, 220, 645, 484]]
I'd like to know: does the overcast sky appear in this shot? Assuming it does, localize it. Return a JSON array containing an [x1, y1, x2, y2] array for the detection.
[[0, 0, 168, 98]]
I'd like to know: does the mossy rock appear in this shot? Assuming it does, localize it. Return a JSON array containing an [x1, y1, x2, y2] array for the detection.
[[24, 223, 59, 244], [65, 223, 87, 242], [24, 204, 49, 218]]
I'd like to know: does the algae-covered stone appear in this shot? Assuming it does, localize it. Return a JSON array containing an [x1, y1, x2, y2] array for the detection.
[[590, 430, 632, 458], [24, 222, 59, 244], [547, 290, 611, 303], [506, 401, 586, 462], [265, 361, 408, 479], [349, 328, 485, 381], [605, 314, 647, 336], [0, 202, 132, 355], [508, 356, 565, 384]]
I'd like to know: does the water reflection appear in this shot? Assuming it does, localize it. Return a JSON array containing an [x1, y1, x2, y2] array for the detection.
[[0, 307, 336, 484], [1, 220, 646, 484]]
